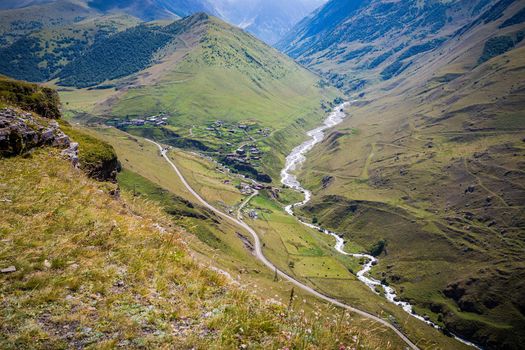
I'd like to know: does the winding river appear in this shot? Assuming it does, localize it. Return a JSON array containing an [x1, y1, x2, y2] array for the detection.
[[280, 102, 481, 349]]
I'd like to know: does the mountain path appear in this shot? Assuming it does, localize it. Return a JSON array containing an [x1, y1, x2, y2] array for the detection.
[[146, 139, 420, 350]]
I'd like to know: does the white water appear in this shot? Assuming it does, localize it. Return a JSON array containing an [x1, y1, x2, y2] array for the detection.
[[280, 102, 481, 349]]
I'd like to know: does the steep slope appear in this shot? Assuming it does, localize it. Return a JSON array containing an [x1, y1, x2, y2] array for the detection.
[[278, 0, 522, 93], [0, 13, 140, 82], [281, 1, 525, 348], [57, 13, 339, 181]]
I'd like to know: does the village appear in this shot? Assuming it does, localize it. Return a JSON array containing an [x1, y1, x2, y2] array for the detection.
[[109, 112, 275, 185], [197, 119, 272, 171], [109, 112, 171, 128]]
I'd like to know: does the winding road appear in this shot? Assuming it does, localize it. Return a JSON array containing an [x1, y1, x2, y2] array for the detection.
[[147, 139, 420, 350]]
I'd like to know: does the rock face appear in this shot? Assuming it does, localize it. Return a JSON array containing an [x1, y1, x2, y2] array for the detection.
[[86, 155, 121, 183], [61, 142, 79, 168], [0, 108, 70, 157]]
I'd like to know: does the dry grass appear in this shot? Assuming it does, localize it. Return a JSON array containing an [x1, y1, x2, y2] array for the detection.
[[0, 149, 401, 349]]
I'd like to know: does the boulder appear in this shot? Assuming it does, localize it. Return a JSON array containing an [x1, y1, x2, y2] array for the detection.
[[0, 108, 71, 157], [1, 265, 16, 273]]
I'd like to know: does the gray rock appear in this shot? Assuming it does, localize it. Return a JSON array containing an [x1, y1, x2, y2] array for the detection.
[[61, 142, 79, 167], [0, 108, 71, 157], [1, 265, 16, 273]]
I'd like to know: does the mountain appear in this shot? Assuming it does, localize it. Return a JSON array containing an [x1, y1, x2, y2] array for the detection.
[[280, 0, 525, 348], [0, 0, 54, 10], [0, 0, 326, 46], [0, 11, 335, 182], [86, 0, 214, 20], [211, 0, 327, 45], [64, 13, 338, 179], [277, 0, 524, 92]]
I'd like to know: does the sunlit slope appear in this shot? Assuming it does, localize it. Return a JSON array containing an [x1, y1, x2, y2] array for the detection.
[[59, 13, 339, 180], [296, 26, 525, 350], [102, 14, 338, 129], [278, 0, 525, 93]]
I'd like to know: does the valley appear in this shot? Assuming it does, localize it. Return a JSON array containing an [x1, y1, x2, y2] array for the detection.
[[1, 0, 524, 349], [75, 107, 474, 349]]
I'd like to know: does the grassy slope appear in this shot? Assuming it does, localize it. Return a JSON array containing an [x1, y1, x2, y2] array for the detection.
[[0, 0, 100, 47], [295, 19, 525, 349], [0, 148, 401, 350], [0, 12, 140, 82], [172, 154, 473, 350], [85, 123, 471, 349], [0, 75, 61, 118], [77, 125, 412, 349], [63, 15, 339, 179]]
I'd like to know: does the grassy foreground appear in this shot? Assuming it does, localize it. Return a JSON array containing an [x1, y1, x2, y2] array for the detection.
[[0, 148, 408, 349]]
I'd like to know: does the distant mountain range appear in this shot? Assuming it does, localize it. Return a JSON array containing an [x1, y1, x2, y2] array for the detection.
[[277, 0, 525, 92], [0, 0, 326, 44]]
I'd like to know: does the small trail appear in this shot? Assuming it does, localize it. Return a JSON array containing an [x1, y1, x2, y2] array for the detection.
[[146, 139, 421, 350], [361, 142, 376, 179], [463, 157, 509, 208]]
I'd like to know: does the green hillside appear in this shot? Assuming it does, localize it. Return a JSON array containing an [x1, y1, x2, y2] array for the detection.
[[277, 0, 523, 93], [0, 0, 100, 48], [0, 13, 139, 82], [286, 2, 525, 347], [59, 14, 339, 181]]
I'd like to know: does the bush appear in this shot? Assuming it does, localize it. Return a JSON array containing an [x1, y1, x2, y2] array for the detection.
[[369, 239, 386, 257], [478, 35, 515, 64], [0, 76, 61, 118]]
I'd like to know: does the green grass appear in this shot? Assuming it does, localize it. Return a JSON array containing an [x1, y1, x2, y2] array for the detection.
[[0, 75, 61, 118], [295, 44, 525, 348], [0, 146, 411, 350], [59, 123, 119, 181], [78, 123, 475, 349]]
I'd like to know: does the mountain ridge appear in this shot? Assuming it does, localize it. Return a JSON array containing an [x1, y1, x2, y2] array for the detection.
[[0, 0, 326, 45]]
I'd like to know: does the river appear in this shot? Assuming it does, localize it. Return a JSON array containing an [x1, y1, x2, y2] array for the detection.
[[280, 102, 481, 349]]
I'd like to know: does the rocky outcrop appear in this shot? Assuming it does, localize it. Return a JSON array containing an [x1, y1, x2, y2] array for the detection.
[[321, 175, 334, 188], [83, 155, 121, 183], [0, 108, 118, 182], [61, 142, 79, 167], [0, 108, 70, 157]]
